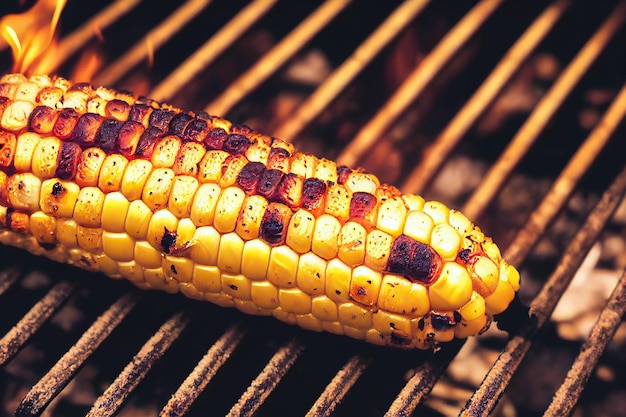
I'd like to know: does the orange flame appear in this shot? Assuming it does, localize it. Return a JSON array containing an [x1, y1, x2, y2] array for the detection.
[[0, 0, 67, 74]]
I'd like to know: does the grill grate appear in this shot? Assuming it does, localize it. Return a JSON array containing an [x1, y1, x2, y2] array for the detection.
[[1, 1, 625, 416]]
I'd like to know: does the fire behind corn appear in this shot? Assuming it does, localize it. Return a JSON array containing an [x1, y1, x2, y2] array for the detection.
[[0, 73, 520, 349]]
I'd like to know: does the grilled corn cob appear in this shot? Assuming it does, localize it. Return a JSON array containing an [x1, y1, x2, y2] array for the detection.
[[0, 73, 520, 349]]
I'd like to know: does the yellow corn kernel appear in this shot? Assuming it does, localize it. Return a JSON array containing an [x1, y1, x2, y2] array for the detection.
[[190, 183, 221, 226], [163, 255, 193, 283], [214, 186, 246, 233], [204, 292, 235, 308], [134, 240, 163, 269], [267, 245, 298, 288], [468, 255, 500, 296], [73, 187, 105, 227], [482, 239, 502, 264], [175, 218, 196, 248], [313, 158, 338, 184], [40, 179, 80, 218], [278, 288, 312, 314], [118, 260, 145, 283], [403, 210, 434, 244], [364, 229, 392, 272], [402, 194, 425, 211], [338, 303, 372, 330], [2, 101, 34, 131], [234, 299, 272, 316], [125, 199, 153, 239], [14, 132, 40, 172], [29, 211, 56, 244], [192, 264, 221, 293], [217, 232, 244, 274], [190, 226, 220, 266], [455, 314, 488, 339], [484, 269, 517, 315], [349, 265, 382, 307], [179, 282, 205, 301], [172, 141, 206, 176], [376, 197, 407, 237], [372, 310, 413, 339], [102, 231, 135, 261], [92, 253, 119, 277], [146, 209, 178, 251], [98, 154, 128, 193], [429, 262, 473, 311], [296, 314, 324, 332], [245, 136, 271, 164], [504, 262, 521, 291], [218, 154, 247, 188], [458, 291, 486, 322], [7, 173, 41, 211], [102, 192, 129, 233], [221, 273, 252, 300], [77, 225, 103, 251], [322, 321, 345, 336], [144, 267, 179, 294], [31, 136, 61, 178], [312, 214, 341, 260], [121, 159, 153, 201], [296, 252, 326, 295], [430, 223, 461, 261], [241, 239, 270, 280], [345, 172, 378, 194], [365, 329, 387, 346], [142, 168, 175, 212], [326, 258, 352, 303], [324, 183, 350, 222], [311, 295, 339, 322], [272, 307, 297, 326], [337, 221, 366, 267], [251, 281, 280, 309], [286, 208, 315, 254], [449, 209, 473, 236], [236, 195, 268, 241], [423, 201, 449, 225], [76, 147, 106, 187], [168, 175, 199, 218], [290, 153, 317, 178], [151, 135, 182, 168], [198, 150, 229, 183], [378, 274, 430, 318], [56, 218, 78, 248]]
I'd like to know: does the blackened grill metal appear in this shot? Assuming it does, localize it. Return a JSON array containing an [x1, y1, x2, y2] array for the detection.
[[1, 1, 625, 416]]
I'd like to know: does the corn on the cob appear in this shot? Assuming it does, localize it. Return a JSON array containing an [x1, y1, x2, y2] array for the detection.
[[0, 73, 520, 349]]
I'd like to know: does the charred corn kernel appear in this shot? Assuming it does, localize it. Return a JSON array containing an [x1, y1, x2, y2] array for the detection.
[[403, 210, 434, 244], [236, 195, 268, 241], [365, 229, 392, 272], [217, 232, 244, 274], [125, 199, 152, 239], [102, 231, 135, 262], [349, 265, 382, 306], [75, 147, 106, 187], [312, 214, 341, 260], [77, 225, 103, 251], [192, 264, 221, 293], [151, 135, 181, 168], [376, 197, 407, 237], [311, 295, 339, 322], [7, 173, 41, 211], [455, 314, 488, 339], [337, 221, 366, 267], [98, 154, 128, 194], [278, 288, 311, 314], [144, 267, 178, 294], [190, 183, 221, 226], [168, 176, 199, 218], [118, 261, 144, 283], [430, 223, 462, 261], [190, 226, 220, 266], [73, 187, 105, 227], [222, 273, 251, 299], [214, 186, 245, 233], [163, 255, 193, 282], [40, 179, 79, 217], [458, 291, 486, 322], [296, 314, 324, 332], [147, 209, 178, 251], [326, 258, 352, 303], [56, 218, 78, 248], [324, 184, 350, 221], [372, 310, 413, 339], [251, 280, 280, 309], [423, 201, 449, 225], [121, 159, 152, 201], [142, 168, 175, 212], [29, 211, 56, 244], [134, 240, 163, 269], [2, 101, 34, 131], [468, 255, 500, 296], [204, 292, 235, 308], [101, 192, 129, 233], [296, 252, 326, 295], [339, 303, 372, 330], [286, 208, 315, 253], [429, 262, 473, 311], [14, 132, 40, 172], [378, 275, 430, 317], [240, 239, 270, 280], [267, 245, 298, 287], [198, 150, 229, 183]]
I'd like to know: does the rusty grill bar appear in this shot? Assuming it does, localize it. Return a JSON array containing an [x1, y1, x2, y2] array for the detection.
[[1, 1, 625, 416]]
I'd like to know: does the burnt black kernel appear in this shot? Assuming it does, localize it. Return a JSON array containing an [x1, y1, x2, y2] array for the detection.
[[128, 103, 152, 124], [56, 142, 81, 180], [417, 317, 425, 331], [183, 118, 209, 142], [257, 169, 284, 200], [51, 181, 65, 197], [52, 108, 79, 139], [301, 178, 326, 210], [70, 113, 103, 146], [168, 113, 193, 136], [386, 235, 416, 277], [259, 207, 287, 245], [430, 312, 456, 331], [204, 128, 228, 150], [408, 242, 441, 284], [336, 165, 352, 184], [237, 162, 266, 193], [350, 192, 377, 218], [96, 119, 123, 153], [390, 330, 412, 346], [161, 227, 177, 254], [135, 125, 163, 156], [149, 109, 176, 131], [223, 133, 252, 155], [458, 248, 471, 263]]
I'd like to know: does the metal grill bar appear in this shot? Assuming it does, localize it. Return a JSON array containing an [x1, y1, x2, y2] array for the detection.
[[401, 0, 570, 195], [462, 0, 626, 220], [336, 0, 503, 168], [0, 280, 76, 365], [206, 0, 351, 116], [460, 164, 626, 416], [86, 311, 191, 417], [15, 293, 139, 416]]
